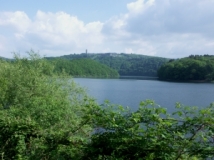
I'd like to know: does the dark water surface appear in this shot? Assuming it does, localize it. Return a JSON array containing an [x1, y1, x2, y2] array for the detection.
[[74, 77, 214, 112]]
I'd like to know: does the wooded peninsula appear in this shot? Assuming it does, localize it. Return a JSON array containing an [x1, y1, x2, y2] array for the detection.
[[158, 55, 214, 81]]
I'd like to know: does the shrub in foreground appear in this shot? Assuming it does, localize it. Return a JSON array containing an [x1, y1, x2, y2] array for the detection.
[[85, 100, 214, 160], [0, 52, 97, 159]]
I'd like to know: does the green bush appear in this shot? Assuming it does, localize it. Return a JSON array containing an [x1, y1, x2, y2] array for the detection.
[[84, 100, 214, 160], [0, 52, 98, 159]]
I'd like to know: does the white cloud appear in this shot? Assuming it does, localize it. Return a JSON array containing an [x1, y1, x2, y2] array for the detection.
[[127, 0, 155, 15], [101, 0, 214, 58], [28, 11, 104, 48], [0, 10, 104, 57], [0, 0, 214, 58], [0, 11, 31, 32]]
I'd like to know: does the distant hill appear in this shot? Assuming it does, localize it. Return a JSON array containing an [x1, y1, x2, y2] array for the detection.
[[0, 56, 11, 61], [47, 53, 169, 77], [49, 58, 119, 78]]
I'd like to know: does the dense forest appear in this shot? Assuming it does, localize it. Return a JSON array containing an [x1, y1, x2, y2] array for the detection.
[[1, 52, 214, 159], [49, 58, 119, 77], [158, 55, 214, 81], [47, 53, 168, 77]]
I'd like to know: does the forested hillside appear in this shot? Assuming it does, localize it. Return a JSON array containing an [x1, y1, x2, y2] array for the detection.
[[48, 53, 168, 77], [49, 58, 119, 77], [0, 56, 11, 61], [158, 55, 214, 81]]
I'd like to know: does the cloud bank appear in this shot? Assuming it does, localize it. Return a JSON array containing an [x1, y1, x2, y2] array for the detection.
[[0, 0, 214, 58]]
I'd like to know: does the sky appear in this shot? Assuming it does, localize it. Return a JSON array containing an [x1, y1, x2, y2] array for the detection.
[[0, 0, 214, 58]]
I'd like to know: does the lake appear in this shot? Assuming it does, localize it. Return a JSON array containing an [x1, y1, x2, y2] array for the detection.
[[74, 77, 214, 112]]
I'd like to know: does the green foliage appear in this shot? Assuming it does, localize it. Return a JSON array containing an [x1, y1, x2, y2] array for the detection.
[[1, 52, 214, 159], [158, 55, 214, 81], [48, 53, 168, 77], [49, 58, 119, 78], [0, 51, 98, 159], [84, 100, 214, 160]]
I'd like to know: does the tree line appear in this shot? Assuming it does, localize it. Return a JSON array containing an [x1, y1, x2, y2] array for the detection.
[[158, 55, 214, 81], [49, 58, 119, 78], [1, 52, 214, 159], [48, 53, 168, 77]]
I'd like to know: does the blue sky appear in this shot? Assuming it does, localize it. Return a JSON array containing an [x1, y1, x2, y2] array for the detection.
[[0, 0, 214, 58]]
